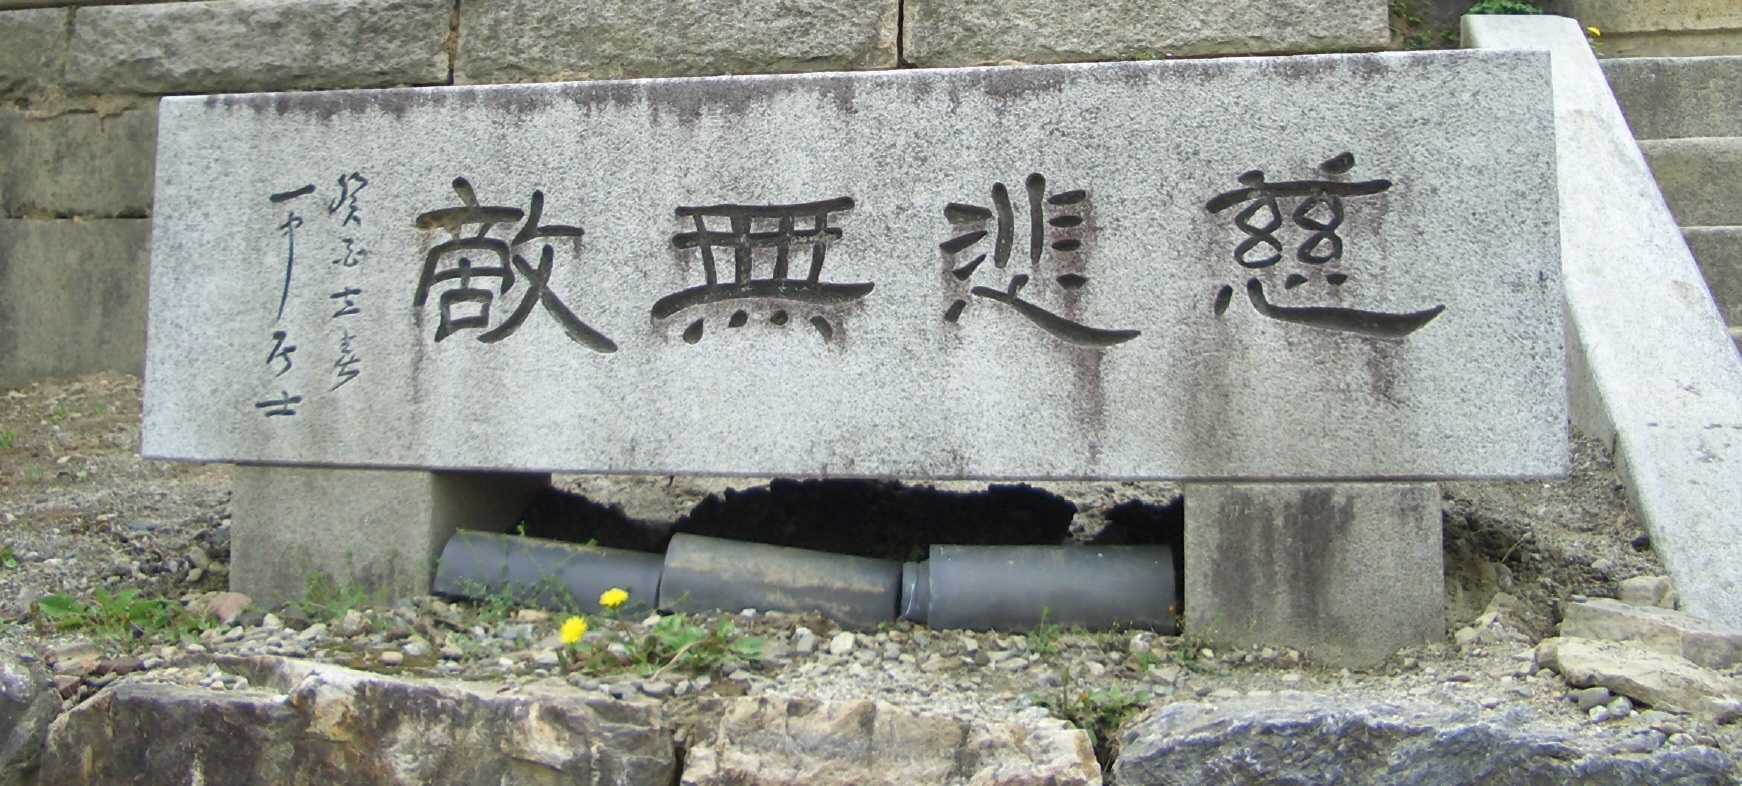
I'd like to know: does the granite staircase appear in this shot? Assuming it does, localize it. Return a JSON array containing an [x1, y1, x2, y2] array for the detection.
[[1603, 56, 1742, 351]]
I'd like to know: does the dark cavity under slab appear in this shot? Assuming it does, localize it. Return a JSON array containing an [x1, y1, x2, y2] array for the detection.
[[514, 480, 1185, 563]]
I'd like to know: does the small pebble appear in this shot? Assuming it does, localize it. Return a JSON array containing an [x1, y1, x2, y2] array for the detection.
[[828, 632, 856, 657], [379, 651, 404, 667], [1571, 686, 1613, 713], [793, 627, 817, 656]]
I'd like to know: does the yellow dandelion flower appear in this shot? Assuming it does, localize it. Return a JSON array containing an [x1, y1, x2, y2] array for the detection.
[[599, 588, 629, 609], [560, 616, 588, 646], [1586, 26, 1601, 36]]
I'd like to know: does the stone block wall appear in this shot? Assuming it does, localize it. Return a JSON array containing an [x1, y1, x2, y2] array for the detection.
[[0, 0, 1390, 390], [1548, 0, 1742, 57]]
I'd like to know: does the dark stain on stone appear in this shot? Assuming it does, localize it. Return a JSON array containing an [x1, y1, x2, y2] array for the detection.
[[1204, 486, 1352, 640]]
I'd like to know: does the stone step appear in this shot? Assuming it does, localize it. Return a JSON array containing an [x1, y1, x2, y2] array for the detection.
[[1603, 56, 1742, 140], [1640, 137, 1742, 226], [1684, 226, 1742, 327]]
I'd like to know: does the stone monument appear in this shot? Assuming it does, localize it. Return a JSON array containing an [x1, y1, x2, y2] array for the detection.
[[142, 49, 1566, 663]]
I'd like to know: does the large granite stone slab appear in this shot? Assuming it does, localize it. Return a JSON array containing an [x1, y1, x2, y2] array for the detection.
[[0, 219, 150, 390], [0, 8, 65, 100], [0, 106, 156, 219], [903, 0, 1389, 67], [455, 0, 898, 84], [1602, 56, 1742, 140], [143, 52, 1565, 481], [1114, 691, 1735, 785], [63, 0, 450, 96]]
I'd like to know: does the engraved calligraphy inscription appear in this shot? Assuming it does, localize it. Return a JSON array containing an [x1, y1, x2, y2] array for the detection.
[[653, 197, 873, 344], [1206, 153, 1445, 339]]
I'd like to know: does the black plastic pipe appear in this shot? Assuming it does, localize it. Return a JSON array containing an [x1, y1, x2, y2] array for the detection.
[[433, 530, 664, 615], [902, 545, 1177, 633], [658, 533, 902, 629]]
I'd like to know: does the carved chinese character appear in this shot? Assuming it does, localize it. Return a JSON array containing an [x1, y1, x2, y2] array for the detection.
[[653, 197, 872, 343], [331, 329, 361, 392], [254, 391, 302, 417], [938, 173, 1138, 347], [414, 178, 617, 352], [265, 329, 297, 377], [1206, 152, 1443, 338]]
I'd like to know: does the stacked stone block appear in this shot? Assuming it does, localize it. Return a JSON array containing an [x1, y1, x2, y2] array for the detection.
[[1604, 56, 1742, 351]]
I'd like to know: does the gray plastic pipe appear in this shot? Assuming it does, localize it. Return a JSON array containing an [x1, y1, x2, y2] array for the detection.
[[658, 533, 902, 629], [433, 530, 664, 615], [902, 545, 1177, 633]]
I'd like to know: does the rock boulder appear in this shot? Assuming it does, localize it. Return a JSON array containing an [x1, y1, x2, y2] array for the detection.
[[1114, 691, 1733, 785]]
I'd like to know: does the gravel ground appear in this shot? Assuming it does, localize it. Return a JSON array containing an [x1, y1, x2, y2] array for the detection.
[[2, 371, 1734, 770]]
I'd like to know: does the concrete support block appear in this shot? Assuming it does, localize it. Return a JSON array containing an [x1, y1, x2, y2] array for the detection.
[[902, 0, 1388, 67], [1602, 56, 1742, 140], [63, 0, 450, 96], [1685, 227, 1742, 327], [0, 106, 155, 219], [0, 218, 148, 390], [1184, 483, 1443, 669], [0, 7, 66, 99], [1550, 0, 1742, 57], [1640, 138, 1742, 227], [454, 0, 897, 84], [229, 466, 549, 607]]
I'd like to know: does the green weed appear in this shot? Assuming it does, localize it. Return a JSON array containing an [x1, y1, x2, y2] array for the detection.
[[301, 573, 371, 621], [576, 613, 763, 677], [0, 430, 17, 449], [1468, 0, 1541, 14], [36, 588, 213, 643], [1033, 668, 1150, 771], [1027, 608, 1061, 656]]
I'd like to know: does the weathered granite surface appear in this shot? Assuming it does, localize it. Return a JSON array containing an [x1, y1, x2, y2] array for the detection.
[[0, 107, 156, 219], [0, 650, 57, 786], [1467, 16, 1742, 630], [144, 52, 1565, 481], [903, 0, 1388, 66], [456, 0, 898, 84], [1114, 692, 1736, 785], [1603, 56, 1742, 140], [38, 656, 677, 785], [0, 219, 150, 390], [1184, 483, 1443, 668], [0, 8, 64, 99], [1561, 598, 1742, 670], [681, 696, 1098, 785], [63, 0, 450, 96]]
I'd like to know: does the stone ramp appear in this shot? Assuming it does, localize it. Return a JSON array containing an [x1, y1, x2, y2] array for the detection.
[[1466, 17, 1742, 630], [1605, 55, 1742, 347]]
